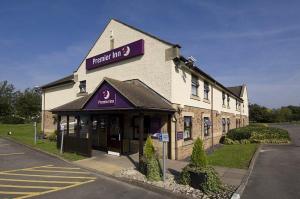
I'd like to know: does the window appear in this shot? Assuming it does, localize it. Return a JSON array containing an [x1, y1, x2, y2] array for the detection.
[[236, 99, 238, 110], [227, 94, 230, 108], [79, 80, 86, 93], [184, 116, 192, 140], [204, 81, 210, 100], [191, 75, 199, 96], [222, 92, 226, 106], [204, 117, 211, 136], [222, 118, 226, 133], [133, 116, 151, 140], [227, 118, 230, 131]]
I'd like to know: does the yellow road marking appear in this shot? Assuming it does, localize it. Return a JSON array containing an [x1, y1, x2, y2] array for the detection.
[[0, 178, 78, 184], [41, 165, 81, 170], [0, 172, 96, 179], [15, 179, 95, 199], [1, 165, 53, 173], [0, 191, 37, 195], [0, 152, 24, 156], [0, 184, 60, 189], [25, 169, 90, 174]]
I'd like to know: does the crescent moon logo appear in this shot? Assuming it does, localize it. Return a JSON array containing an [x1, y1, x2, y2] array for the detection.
[[103, 90, 110, 100], [122, 46, 130, 56]]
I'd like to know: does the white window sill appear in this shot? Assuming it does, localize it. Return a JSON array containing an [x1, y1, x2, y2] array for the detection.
[[190, 95, 201, 101], [203, 99, 210, 104]]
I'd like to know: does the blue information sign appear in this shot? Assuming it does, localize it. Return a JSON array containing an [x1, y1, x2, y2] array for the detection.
[[159, 133, 169, 142]]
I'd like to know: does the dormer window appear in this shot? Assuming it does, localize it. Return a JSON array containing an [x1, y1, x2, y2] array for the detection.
[[79, 80, 86, 93]]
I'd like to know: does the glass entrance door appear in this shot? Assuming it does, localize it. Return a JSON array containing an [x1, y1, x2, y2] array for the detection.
[[108, 116, 122, 155], [92, 116, 108, 151]]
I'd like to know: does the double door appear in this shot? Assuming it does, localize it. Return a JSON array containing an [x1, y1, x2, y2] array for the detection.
[[92, 115, 122, 154]]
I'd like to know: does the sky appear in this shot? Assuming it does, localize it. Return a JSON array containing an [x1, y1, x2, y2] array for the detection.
[[0, 0, 299, 108]]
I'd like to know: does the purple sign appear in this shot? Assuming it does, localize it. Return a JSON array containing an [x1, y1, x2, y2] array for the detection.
[[176, 131, 183, 140], [84, 82, 133, 110], [86, 39, 144, 70]]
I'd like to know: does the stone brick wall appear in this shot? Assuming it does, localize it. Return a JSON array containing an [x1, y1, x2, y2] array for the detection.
[[41, 111, 57, 135], [175, 105, 239, 160]]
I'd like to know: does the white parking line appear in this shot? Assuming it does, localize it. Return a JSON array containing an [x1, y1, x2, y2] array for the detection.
[[0, 153, 24, 156]]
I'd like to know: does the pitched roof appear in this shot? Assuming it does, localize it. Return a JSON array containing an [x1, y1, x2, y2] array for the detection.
[[227, 86, 243, 97], [41, 74, 74, 89], [112, 19, 181, 48], [51, 77, 175, 112]]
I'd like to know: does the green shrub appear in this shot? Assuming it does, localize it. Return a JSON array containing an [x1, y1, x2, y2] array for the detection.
[[240, 139, 251, 144], [191, 138, 207, 167], [223, 137, 234, 145], [227, 125, 290, 144], [0, 116, 25, 124], [142, 136, 162, 181], [180, 165, 222, 193], [180, 137, 221, 193], [47, 131, 57, 142]]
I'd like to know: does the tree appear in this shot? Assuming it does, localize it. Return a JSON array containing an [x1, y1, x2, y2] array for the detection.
[[190, 138, 208, 167], [15, 88, 41, 122], [0, 81, 16, 117]]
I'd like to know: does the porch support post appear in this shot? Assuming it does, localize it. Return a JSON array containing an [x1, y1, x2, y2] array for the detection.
[[139, 112, 144, 164], [66, 115, 69, 136], [76, 115, 80, 138], [56, 115, 61, 149]]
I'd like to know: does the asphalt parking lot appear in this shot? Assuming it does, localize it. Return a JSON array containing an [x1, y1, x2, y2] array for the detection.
[[0, 138, 174, 199], [243, 124, 300, 199]]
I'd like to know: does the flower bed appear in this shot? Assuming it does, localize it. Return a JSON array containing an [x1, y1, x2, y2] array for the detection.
[[224, 125, 290, 144], [115, 168, 235, 199]]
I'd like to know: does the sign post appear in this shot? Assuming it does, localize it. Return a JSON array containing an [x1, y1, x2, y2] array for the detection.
[[159, 133, 169, 182], [34, 122, 37, 145], [60, 125, 65, 154]]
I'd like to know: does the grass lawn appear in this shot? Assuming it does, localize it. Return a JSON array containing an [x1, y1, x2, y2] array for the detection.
[[0, 123, 85, 161], [208, 144, 258, 169]]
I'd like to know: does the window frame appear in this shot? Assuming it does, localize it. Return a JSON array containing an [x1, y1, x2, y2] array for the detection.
[[191, 75, 199, 96], [79, 80, 87, 93], [203, 117, 210, 136], [204, 81, 210, 100], [183, 116, 192, 140]]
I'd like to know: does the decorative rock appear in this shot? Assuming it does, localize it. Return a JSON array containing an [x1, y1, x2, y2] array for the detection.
[[114, 168, 236, 199]]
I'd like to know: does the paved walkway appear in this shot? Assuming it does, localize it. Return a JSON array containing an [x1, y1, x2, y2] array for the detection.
[[242, 124, 300, 199], [75, 150, 247, 187]]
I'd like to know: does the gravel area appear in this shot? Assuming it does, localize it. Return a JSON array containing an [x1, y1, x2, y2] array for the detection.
[[115, 168, 236, 199]]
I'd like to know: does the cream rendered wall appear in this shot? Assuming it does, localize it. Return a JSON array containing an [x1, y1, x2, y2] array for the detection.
[[43, 84, 76, 110], [75, 20, 173, 101], [171, 65, 243, 115], [171, 66, 211, 110]]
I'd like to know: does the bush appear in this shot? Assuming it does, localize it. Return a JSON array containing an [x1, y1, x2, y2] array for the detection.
[[226, 125, 290, 144], [142, 136, 161, 181], [191, 138, 207, 167], [47, 131, 57, 142], [0, 116, 25, 124], [180, 165, 222, 193], [223, 137, 234, 145], [180, 137, 221, 193], [240, 139, 251, 144]]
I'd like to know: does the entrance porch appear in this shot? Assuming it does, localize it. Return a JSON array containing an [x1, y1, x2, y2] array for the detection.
[[52, 77, 175, 160]]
